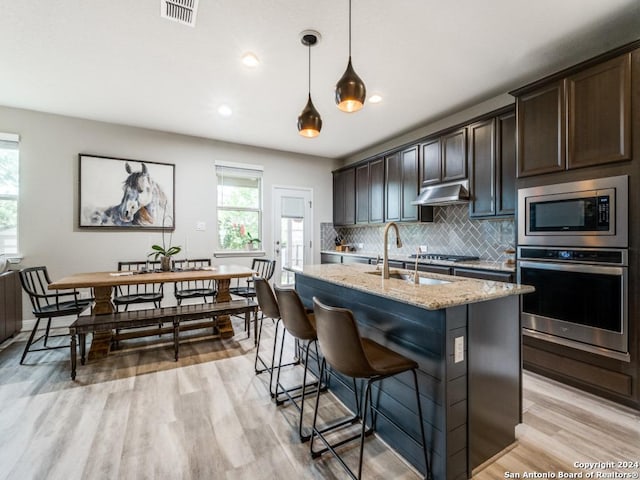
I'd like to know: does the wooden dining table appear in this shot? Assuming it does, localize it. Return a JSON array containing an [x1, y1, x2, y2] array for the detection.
[[49, 265, 256, 354]]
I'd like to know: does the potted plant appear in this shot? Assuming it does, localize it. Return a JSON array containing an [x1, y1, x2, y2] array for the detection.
[[245, 232, 261, 251], [148, 215, 181, 271]]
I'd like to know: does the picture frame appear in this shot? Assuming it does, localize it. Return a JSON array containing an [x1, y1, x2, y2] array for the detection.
[[78, 154, 175, 230]]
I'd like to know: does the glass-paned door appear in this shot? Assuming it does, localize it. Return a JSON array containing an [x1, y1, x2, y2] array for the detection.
[[273, 187, 312, 286]]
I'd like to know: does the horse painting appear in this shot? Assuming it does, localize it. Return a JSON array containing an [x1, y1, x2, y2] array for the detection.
[[84, 161, 170, 227]]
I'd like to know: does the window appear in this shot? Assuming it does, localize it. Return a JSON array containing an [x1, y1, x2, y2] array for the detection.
[[216, 164, 262, 251], [0, 133, 19, 254]]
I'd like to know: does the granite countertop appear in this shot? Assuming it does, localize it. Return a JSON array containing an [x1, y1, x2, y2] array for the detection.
[[321, 250, 516, 273], [299, 263, 534, 311]]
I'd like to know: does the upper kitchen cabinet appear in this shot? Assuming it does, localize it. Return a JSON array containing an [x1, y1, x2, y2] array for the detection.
[[516, 81, 565, 177], [333, 167, 355, 226], [385, 146, 419, 222], [469, 107, 516, 218], [355, 163, 369, 224], [496, 110, 516, 215], [442, 127, 468, 181], [567, 54, 631, 169], [355, 158, 385, 224], [513, 48, 633, 178], [468, 118, 496, 217], [368, 157, 385, 223], [420, 127, 467, 185]]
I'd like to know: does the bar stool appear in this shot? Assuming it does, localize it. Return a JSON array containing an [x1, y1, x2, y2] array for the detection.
[[273, 286, 326, 442], [310, 297, 432, 480], [252, 277, 299, 397]]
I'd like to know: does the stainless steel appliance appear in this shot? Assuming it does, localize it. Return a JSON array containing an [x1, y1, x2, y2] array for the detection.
[[518, 175, 628, 247], [518, 246, 629, 361]]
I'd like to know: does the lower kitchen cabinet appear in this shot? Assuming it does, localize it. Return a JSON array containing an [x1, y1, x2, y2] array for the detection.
[[453, 267, 514, 283], [417, 264, 452, 275], [320, 253, 342, 264]]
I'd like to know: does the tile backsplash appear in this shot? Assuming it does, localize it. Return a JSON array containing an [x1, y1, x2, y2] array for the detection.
[[321, 204, 515, 263]]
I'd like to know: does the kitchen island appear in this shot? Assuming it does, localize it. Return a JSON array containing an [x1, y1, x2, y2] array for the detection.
[[294, 263, 534, 480]]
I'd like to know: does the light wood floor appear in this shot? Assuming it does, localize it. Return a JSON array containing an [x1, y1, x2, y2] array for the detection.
[[0, 317, 638, 480]]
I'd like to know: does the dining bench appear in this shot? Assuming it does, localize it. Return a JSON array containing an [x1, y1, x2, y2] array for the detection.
[[69, 299, 258, 379]]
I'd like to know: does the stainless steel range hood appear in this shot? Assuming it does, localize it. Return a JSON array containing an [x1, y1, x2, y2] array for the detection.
[[411, 179, 470, 206]]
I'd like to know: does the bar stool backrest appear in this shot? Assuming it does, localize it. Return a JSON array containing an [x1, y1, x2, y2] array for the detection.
[[274, 286, 316, 341], [253, 276, 279, 319], [312, 297, 376, 378]]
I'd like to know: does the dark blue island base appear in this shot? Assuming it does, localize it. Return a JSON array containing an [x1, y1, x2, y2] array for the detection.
[[296, 273, 521, 480]]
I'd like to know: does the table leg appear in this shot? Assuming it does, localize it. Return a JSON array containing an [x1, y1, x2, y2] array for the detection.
[[88, 286, 115, 360], [70, 333, 77, 380], [216, 278, 235, 339], [80, 333, 86, 365], [92, 286, 115, 315], [173, 319, 180, 361]]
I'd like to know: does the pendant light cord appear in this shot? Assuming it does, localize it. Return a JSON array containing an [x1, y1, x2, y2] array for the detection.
[[308, 43, 311, 95], [348, 0, 352, 57]]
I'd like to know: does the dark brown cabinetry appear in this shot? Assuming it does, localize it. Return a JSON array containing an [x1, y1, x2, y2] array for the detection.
[[514, 51, 632, 178], [469, 108, 516, 218], [417, 264, 452, 275], [567, 54, 631, 169], [453, 267, 514, 283], [468, 118, 496, 217], [0, 271, 22, 344], [516, 81, 565, 177], [354, 158, 385, 225], [496, 111, 516, 215], [355, 163, 369, 224], [333, 167, 355, 226], [385, 146, 419, 222], [369, 158, 385, 223], [420, 127, 467, 185], [442, 128, 467, 181]]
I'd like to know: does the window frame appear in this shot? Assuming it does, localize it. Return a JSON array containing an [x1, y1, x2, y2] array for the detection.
[[0, 133, 19, 255], [215, 162, 264, 255]]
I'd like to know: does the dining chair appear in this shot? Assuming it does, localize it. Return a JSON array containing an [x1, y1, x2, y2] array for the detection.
[[230, 258, 276, 335], [113, 260, 164, 311], [172, 258, 217, 305], [19, 266, 93, 364]]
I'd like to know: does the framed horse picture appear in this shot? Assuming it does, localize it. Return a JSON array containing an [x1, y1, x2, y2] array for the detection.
[[78, 154, 176, 230]]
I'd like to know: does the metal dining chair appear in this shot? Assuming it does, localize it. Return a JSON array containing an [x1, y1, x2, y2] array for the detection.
[[19, 266, 92, 364], [113, 260, 164, 311], [172, 258, 217, 305], [230, 258, 276, 336]]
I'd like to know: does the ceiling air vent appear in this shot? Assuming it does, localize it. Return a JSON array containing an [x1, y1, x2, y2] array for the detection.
[[160, 0, 199, 27]]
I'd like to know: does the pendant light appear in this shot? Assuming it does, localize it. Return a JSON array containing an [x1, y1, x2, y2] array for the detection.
[[297, 32, 322, 138], [335, 0, 366, 113]]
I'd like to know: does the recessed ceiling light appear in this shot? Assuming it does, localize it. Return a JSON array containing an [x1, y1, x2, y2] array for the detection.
[[369, 94, 383, 104], [241, 52, 260, 67], [217, 105, 233, 117]]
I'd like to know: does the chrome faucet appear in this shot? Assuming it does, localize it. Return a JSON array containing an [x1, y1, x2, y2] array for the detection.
[[382, 222, 402, 279]]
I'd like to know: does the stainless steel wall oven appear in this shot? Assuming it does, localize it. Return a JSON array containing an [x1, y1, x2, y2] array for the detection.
[[517, 175, 629, 361], [518, 247, 629, 361]]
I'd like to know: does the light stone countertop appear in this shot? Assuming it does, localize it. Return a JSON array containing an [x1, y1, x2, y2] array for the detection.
[[321, 250, 515, 273], [298, 263, 534, 311]]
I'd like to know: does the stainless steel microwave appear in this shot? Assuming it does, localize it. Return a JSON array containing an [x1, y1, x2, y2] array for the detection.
[[517, 175, 628, 247]]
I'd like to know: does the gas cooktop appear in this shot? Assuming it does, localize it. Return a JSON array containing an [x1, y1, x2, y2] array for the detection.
[[408, 253, 479, 262]]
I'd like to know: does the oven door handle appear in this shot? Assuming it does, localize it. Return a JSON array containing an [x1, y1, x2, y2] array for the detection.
[[518, 260, 625, 276]]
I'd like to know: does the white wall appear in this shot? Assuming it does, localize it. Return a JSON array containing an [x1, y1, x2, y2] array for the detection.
[[0, 106, 337, 318]]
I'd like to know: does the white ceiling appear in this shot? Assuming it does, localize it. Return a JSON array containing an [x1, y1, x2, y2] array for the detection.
[[1, 0, 638, 159]]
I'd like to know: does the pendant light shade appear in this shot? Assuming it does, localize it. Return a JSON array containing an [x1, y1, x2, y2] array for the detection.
[[335, 0, 366, 113], [297, 32, 322, 138], [335, 56, 366, 112], [298, 94, 322, 138]]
